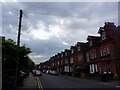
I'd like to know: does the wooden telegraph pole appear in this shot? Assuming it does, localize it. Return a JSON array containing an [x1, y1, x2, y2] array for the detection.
[[17, 9, 23, 47], [15, 9, 23, 88]]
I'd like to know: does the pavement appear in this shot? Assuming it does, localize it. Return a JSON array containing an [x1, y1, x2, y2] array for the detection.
[[17, 72, 120, 89], [17, 73, 39, 90]]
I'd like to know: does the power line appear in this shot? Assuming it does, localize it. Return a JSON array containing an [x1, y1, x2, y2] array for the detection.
[[25, 3, 48, 11], [2, 3, 18, 13]]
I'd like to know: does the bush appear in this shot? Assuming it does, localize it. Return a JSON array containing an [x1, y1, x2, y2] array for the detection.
[[75, 66, 82, 72], [51, 66, 57, 70], [75, 66, 89, 73]]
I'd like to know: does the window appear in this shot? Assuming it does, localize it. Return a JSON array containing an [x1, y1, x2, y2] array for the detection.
[[90, 64, 97, 74], [71, 49, 74, 54], [102, 32, 106, 40], [103, 48, 107, 56], [61, 54, 63, 57], [78, 46, 80, 51], [58, 61, 59, 65], [90, 64, 95, 74], [100, 49, 103, 56], [100, 45, 110, 57], [61, 61, 62, 64], [106, 46, 110, 54], [65, 59, 68, 64], [107, 64, 111, 73], [65, 52, 67, 56], [95, 64, 98, 72], [89, 50, 96, 60], [86, 52, 89, 62], [70, 58, 74, 63], [78, 55, 82, 61], [52, 63, 54, 66], [89, 40, 92, 46]]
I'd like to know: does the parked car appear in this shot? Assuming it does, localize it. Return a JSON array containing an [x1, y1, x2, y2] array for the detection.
[[18, 71, 27, 86], [32, 70, 36, 75], [42, 70, 46, 73], [50, 70, 59, 75], [35, 70, 42, 76], [19, 71, 27, 78], [46, 70, 50, 74]]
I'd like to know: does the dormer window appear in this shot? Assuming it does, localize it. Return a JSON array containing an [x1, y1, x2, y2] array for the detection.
[[71, 49, 74, 54], [78, 46, 80, 51], [102, 32, 106, 40], [65, 52, 67, 56], [89, 40, 92, 46], [61, 54, 63, 57]]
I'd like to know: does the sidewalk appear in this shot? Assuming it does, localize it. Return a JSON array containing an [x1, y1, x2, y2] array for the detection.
[[17, 73, 39, 90]]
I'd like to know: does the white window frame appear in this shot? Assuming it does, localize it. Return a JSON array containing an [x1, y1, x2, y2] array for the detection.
[[90, 64, 95, 74], [95, 64, 98, 72]]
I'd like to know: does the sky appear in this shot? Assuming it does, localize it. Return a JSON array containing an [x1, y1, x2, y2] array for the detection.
[[1, 0, 119, 64]]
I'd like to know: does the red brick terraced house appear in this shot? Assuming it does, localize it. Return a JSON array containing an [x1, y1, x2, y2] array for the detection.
[[56, 53, 61, 72], [69, 46, 77, 74], [86, 22, 118, 77], [69, 42, 88, 75], [59, 51, 66, 74], [86, 36, 101, 74], [62, 49, 71, 75], [39, 22, 120, 79], [75, 42, 88, 67]]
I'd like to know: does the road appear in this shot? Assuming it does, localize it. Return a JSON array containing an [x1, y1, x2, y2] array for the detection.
[[38, 73, 116, 89]]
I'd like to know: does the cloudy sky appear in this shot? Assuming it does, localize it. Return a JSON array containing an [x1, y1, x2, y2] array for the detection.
[[1, 0, 119, 64]]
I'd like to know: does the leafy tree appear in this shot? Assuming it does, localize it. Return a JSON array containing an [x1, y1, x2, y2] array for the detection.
[[2, 38, 35, 87]]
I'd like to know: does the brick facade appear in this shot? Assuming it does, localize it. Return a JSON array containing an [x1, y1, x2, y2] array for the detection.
[[40, 22, 120, 78]]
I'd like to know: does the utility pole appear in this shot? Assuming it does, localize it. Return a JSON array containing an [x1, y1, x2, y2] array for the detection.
[[17, 9, 23, 47], [15, 9, 23, 88]]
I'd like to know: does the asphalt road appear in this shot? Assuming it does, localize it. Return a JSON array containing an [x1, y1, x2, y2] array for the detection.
[[39, 73, 115, 89]]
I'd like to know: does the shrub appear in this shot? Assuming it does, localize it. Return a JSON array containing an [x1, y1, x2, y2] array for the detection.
[[75, 66, 89, 73]]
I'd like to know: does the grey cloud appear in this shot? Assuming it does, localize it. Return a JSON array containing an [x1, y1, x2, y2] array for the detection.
[[2, 2, 118, 64]]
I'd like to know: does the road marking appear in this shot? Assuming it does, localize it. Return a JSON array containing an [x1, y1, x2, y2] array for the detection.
[[36, 77, 43, 90]]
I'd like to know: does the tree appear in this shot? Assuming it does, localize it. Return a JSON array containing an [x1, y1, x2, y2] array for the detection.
[[2, 38, 35, 88]]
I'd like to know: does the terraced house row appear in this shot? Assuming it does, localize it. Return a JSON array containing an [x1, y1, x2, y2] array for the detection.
[[40, 22, 120, 79]]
